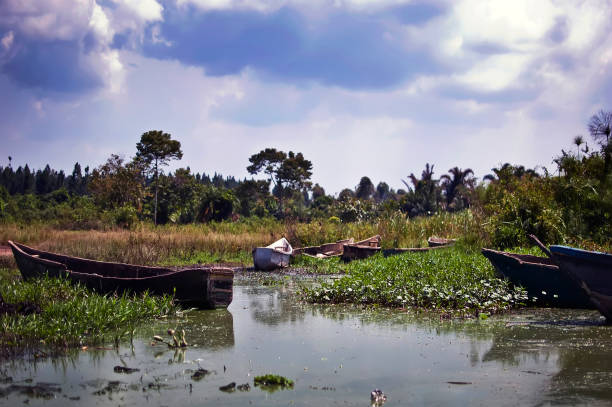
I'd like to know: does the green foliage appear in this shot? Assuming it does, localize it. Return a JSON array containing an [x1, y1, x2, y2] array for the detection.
[[302, 247, 527, 317], [254, 374, 294, 391], [0, 276, 177, 348], [483, 176, 566, 248], [198, 187, 238, 222]]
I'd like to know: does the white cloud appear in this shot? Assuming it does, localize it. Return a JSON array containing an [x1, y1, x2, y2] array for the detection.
[[1, 31, 13, 51]]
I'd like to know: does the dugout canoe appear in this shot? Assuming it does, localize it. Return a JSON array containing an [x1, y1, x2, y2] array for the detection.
[[550, 245, 612, 320], [481, 248, 592, 308], [8, 240, 234, 309], [292, 238, 354, 259], [340, 235, 382, 262], [252, 237, 293, 271]]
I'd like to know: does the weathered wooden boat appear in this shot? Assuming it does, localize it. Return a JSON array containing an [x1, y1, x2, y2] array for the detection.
[[292, 238, 354, 259], [252, 237, 293, 271], [482, 248, 592, 308], [427, 237, 456, 247], [549, 245, 612, 320], [340, 235, 381, 262], [8, 241, 233, 309]]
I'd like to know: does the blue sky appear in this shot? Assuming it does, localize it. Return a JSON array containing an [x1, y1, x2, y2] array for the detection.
[[1, 0, 611, 194]]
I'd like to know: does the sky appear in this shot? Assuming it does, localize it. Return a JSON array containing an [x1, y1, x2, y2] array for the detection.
[[1, 0, 611, 195]]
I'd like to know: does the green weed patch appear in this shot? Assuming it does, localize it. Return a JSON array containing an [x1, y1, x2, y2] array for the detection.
[[0, 276, 178, 349], [302, 247, 527, 318]]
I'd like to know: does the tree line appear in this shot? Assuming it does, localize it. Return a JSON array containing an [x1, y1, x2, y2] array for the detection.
[[1, 110, 610, 247]]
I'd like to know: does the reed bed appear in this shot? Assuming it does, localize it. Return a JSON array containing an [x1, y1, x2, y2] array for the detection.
[[0, 211, 484, 265]]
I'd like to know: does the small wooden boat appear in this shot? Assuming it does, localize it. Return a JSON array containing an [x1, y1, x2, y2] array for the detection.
[[482, 248, 592, 308], [427, 237, 456, 247], [252, 237, 293, 271], [549, 245, 612, 320], [8, 241, 233, 309], [340, 235, 381, 262], [293, 238, 354, 259]]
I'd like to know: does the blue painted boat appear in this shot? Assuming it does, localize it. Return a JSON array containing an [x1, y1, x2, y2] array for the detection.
[[550, 245, 612, 322], [482, 248, 592, 308]]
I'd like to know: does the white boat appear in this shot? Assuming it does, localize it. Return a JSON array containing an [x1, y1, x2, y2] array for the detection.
[[252, 238, 293, 271]]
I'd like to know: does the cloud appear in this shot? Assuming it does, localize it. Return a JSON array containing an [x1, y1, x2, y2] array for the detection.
[[143, 5, 442, 89]]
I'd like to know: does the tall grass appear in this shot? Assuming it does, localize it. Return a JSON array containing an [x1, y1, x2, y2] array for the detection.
[[1, 211, 485, 265], [0, 276, 177, 348]]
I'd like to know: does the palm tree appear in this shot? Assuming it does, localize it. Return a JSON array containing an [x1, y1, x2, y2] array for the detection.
[[573, 135, 585, 159], [588, 109, 612, 179], [440, 167, 474, 211], [401, 163, 440, 216]]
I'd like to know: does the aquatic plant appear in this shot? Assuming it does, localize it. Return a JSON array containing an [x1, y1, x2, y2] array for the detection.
[[254, 374, 294, 390], [0, 276, 178, 349], [302, 247, 527, 317]]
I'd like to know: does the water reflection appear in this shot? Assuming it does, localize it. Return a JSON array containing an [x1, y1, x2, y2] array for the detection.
[[1, 278, 612, 406]]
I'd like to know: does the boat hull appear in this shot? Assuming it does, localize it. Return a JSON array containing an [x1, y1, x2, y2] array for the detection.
[[550, 245, 612, 320], [482, 248, 592, 308], [252, 247, 291, 271], [9, 241, 233, 309], [293, 239, 353, 258]]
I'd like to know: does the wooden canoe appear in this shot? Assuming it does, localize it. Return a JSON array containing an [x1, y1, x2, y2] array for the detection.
[[252, 237, 293, 271], [8, 241, 233, 309], [482, 248, 592, 308], [550, 245, 612, 320], [293, 238, 354, 259], [340, 235, 381, 262], [427, 237, 456, 247]]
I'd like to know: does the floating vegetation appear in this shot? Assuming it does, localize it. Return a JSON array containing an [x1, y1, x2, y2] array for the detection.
[[253, 374, 294, 391], [302, 247, 527, 318]]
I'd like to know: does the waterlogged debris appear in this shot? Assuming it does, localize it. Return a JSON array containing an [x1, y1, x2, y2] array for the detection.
[[0, 383, 61, 399], [152, 328, 188, 348], [253, 374, 294, 392], [93, 381, 127, 396], [219, 382, 236, 392], [113, 365, 140, 374], [370, 389, 387, 405], [191, 369, 211, 381], [237, 383, 251, 391]]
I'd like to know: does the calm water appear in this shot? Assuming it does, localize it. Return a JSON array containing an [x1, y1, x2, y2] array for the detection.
[[1, 274, 612, 406]]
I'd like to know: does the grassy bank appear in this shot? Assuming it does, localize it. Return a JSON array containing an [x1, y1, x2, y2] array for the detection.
[[0, 273, 177, 351], [302, 246, 528, 318]]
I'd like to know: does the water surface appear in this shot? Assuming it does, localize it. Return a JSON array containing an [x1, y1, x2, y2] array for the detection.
[[1, 275, 611, 406]]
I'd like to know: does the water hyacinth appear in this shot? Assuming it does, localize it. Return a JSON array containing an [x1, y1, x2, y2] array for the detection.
[[302, 247, 527, 317]]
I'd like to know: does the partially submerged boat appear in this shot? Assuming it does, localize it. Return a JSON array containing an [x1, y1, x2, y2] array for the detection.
[[252, 237, 293, 271], [293, 238, 354, 259], [340, 235, 382, 262], [549, 245, 612, 320], [482, 248, 592, 308], [8, 241, 234, 309]]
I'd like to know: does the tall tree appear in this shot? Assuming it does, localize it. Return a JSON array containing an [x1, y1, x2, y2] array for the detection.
[[89, 154, 146, 209], [135, 130, 183, 224], [247, 149, 312, 215], [355, 176, 375, 200], [588, 109, 612, 180], [440, 167, 474, 211]]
